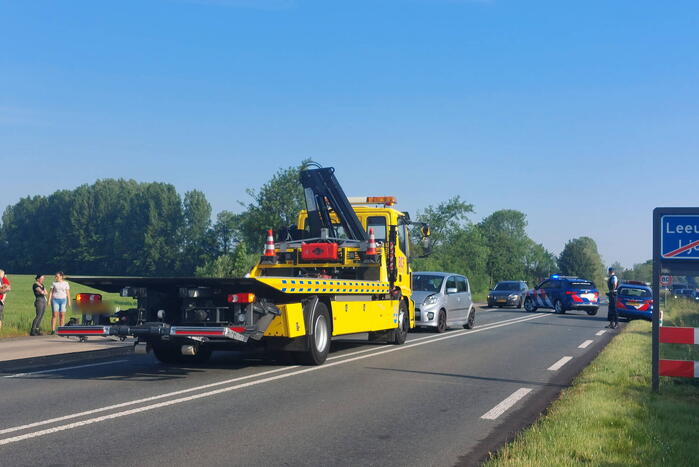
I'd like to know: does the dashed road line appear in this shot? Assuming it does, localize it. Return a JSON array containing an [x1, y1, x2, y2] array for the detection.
[[595, 330, 606, 336], [578, 339, 593, 349], [0, 313, 548, 445], [547, 356, 573, 371], [481, 388, 532, 420]]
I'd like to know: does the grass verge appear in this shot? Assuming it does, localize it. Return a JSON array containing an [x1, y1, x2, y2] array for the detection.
[[485, 313, 699, 465], [0, 274, 134, 338]]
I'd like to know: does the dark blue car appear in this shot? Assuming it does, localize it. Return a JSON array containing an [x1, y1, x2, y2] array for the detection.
[[616, 281, 653, 321], [523, 275, 600, 315]]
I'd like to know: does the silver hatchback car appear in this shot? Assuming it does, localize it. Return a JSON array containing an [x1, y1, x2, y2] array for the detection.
[[413, 272, 475, 332]]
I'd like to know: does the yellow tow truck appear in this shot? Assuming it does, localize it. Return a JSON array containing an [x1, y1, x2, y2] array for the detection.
[[58, 166, 430, 365]]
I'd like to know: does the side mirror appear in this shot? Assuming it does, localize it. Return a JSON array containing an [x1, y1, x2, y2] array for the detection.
[[446, 287, 458, 294]]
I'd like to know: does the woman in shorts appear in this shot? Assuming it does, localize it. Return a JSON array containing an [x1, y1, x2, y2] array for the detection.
[[48, 271, 70, 334]]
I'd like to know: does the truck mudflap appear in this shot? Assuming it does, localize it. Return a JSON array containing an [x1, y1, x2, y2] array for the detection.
[[56, 324, 253, 343]]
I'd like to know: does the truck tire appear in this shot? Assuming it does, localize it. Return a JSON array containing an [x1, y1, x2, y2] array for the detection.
[[297, 302, 331, 365], [391, 300, 409, 344]]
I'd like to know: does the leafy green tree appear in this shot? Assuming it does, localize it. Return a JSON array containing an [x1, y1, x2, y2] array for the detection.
[[181, 190, 212, 274], [211, 210, 241, 255], [237, 161, 309, 252], [524, 241, 558, 284], [413, 196, 473, 247], [196, 240, 256, 278], [558, 236, 605, 286], [478, 210, 530, 285]]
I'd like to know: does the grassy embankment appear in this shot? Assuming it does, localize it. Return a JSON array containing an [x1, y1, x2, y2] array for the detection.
[[0, 274, 134, 338], [485, 298, 699, 466]]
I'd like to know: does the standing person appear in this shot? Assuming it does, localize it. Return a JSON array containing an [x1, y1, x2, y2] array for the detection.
[[30, 274, 48, 336], [0, 269, 11, 333], [606, 267, 619, 329], [47, 271, 70, 335]]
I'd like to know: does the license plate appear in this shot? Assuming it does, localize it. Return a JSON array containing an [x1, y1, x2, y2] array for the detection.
[[497, 299, 506, 303], [581, 293, 596, 301]]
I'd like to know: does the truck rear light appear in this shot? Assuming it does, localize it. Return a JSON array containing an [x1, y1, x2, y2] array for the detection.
[[228, 293, 255, 303], [301, 242, 339, 261], [75, 293, 102, 304]]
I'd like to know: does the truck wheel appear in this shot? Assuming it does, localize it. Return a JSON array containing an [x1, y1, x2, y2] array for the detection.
[[297, 302, 331, 365], [392, 301, 409, 344], [524, 297, 537, 312], [464, 308, 475, 329]]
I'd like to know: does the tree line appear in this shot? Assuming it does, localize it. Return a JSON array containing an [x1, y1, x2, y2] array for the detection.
[[0, 161, 644, 293]]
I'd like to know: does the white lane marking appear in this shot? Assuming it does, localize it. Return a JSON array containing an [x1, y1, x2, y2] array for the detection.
[[595, 330, 606, 336], [481, 388, 532, 420], [578, 339, 593, 349], [0, 315, 537, 435], [0, 313, 548, 445], [3, 360, 129, 379], [547, 356, 573, 371]]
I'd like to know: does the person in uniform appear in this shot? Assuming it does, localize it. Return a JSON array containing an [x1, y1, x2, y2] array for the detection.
[[30, 274, 48, 336], [606, 267, 619, 329]]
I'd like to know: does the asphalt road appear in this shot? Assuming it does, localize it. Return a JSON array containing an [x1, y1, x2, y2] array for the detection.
[[0, 305, 618, 467]]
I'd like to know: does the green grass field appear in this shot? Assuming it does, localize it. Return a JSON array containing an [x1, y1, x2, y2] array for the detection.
[[0, 274, 135, 338], [485, 302, 699, 466]]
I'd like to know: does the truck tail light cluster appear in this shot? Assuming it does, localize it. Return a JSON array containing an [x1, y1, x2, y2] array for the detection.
[[75, 293, 102, 304], [228, 293, 256, 304]]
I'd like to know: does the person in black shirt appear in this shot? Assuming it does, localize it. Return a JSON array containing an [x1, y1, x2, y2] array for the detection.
[[30, 274, 48, 336], [606, 267, 619, 329]]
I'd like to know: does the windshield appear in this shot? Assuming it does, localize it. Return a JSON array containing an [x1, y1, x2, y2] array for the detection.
[[413, 275, 444, 292], [568, 280, 595, 289], [494, 282, 520, 291], [618, 287, 651, 298]]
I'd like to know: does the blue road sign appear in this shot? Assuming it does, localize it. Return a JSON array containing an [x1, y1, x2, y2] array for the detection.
[[661, 215, 699, 260]]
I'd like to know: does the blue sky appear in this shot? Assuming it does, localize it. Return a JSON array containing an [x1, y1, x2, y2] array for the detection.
[[1, 0, 698, 267]]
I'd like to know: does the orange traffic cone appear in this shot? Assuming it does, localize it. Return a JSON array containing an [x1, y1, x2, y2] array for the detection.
[[366, 228, 377, 256], [264, 229, 276, 256]]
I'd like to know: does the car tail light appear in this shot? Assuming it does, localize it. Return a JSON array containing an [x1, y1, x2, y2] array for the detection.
[[228, 293, 255, 304], [75, 293, 102, 304]]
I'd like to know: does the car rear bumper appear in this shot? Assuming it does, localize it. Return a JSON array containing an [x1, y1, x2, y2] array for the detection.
[[618, 309, 652, 321], [567, 303, 599, 311]]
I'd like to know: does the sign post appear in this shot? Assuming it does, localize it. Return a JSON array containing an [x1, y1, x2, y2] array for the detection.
[[653, 208, 699, 392]]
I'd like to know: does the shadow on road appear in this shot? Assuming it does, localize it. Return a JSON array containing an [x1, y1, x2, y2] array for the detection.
[[364, 366, 568, 389]]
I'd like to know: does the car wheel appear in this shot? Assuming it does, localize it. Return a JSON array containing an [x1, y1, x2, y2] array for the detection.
[[297, 302, 331, 365], [554, 300, 565, 314], [435, 309, 447, 333], [464, 308, 475, 329], [391, 300, 409, 344], [524, 297, 537, 312], [586, 309, 598, 316]]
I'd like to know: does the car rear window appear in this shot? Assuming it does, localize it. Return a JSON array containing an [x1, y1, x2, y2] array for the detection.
[[618, 287, 651, 298], [568, 280, 595, 289]]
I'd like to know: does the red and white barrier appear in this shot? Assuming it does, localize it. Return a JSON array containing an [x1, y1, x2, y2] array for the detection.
[[659, 360, 699, 378], [659, 326, 699, 378]]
